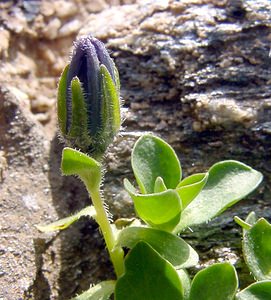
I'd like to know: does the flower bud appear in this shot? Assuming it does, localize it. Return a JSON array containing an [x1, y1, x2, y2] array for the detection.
[[57, 35, 121, 157]]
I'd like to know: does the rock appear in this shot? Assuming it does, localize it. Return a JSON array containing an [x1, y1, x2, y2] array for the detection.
[[0, 87, 53, 299], [1, 0, 271, 298], [42, 18, 62, 40], [54, 1, 77, 19], [84, 0, 109, 13], [40, 1, 55, 17], [58, 20, 82, 37], [0, 29, 10, 58]]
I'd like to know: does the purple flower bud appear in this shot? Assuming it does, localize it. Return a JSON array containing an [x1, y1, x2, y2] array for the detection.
[[57, 36, 121, 157]]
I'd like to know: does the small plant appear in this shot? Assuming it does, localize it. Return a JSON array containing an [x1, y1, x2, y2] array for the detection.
[[37, 36, 267, 299]]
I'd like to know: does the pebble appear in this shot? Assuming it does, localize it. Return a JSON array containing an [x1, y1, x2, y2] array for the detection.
[[43, 18, 62, 40], [40, 1, 55, 17], [0, 29, 10, 58], [31, 95, 55, 112], [58, 19, 82, 37], [55, 1, 77, 18]]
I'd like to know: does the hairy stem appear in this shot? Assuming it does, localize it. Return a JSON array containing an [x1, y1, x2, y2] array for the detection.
[[86, 183, 124, 278]]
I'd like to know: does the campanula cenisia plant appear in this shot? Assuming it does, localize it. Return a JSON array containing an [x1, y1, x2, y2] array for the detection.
[[37, 36, 265, 300]]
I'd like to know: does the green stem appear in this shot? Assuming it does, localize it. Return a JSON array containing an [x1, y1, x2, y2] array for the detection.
[[85, 182, 125, 278]]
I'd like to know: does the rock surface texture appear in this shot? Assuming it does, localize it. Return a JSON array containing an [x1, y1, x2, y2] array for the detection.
[[0, 0, 271, 299]]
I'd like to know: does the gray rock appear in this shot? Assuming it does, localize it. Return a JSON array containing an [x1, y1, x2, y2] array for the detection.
[[1, 0, 271, 298]]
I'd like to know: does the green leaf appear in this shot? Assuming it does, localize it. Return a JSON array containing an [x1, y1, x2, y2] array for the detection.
[[71, 280, 115, 300], [236, 281, 271, 300], [57, 64, 69, 134], [174, 160, 263, 233], [124, 179, 182, 232], [189, 263, 238, 300], [234, 216, 252, 231], [245, 211, 258, 226], [243, 218, 271, 280], [61, 147, 102, 190], [131, 134, 181, 194], [176, 173, 208, 209], [115, 227, 198, 268], [177, 270, 191, 300], [115, 241, 184, 300], [36, 206, 96, 232], [154, 176, 167, 193]]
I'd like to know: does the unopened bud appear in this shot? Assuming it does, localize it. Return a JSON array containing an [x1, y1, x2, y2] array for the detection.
[[57, 36, 121, 157]]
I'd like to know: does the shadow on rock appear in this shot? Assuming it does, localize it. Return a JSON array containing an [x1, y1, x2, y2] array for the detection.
[[31, 239, 51, 300]]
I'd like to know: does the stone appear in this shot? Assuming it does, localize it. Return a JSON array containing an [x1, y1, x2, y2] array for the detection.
[[84, 0, 109, 13], [1, 0, 271, 298], [54, 1, 77, 19], [42, 18, 62, 40], [58, 20, 82, 37], [0, 29, 10, 58]]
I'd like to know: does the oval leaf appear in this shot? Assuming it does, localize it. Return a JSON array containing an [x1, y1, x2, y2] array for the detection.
[[189, 263, 238, 300], [61, 147, 102, 190], [131, 134, 181, 194], [115, 241, 184, 300], [115, 227, 198, 268], [71, 280, 115, 300], [176, 173, 208, 209], [243, 218, 271, 280], [174, 160, 263, 232], [124, 179, 182, 231], [236, 281, 271, 300]]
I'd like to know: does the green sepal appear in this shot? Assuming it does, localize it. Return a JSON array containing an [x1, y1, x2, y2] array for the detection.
[[113, 64, 120, 93], [100, 64, 121, 138], [124, 179, 182, 232], [57, 64, 69, 134], [115, 241, 184, 300], [61, 147, 102, 190], [36, 206, 96, 233], [68, 77, 92, 150]]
